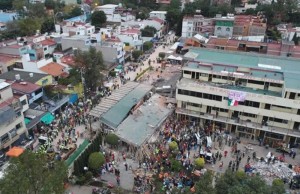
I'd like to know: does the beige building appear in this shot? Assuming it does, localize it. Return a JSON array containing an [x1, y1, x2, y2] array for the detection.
[[177, 48, 300, 148], [0, 79, 27, 149]]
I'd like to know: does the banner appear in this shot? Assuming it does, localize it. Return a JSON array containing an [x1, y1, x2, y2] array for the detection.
[[228, 90, 247, 102]]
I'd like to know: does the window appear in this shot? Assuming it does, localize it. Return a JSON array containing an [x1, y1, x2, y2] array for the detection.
[[16, 123, 22, 130], [226, 27, 230, 31], [265, 104, 271, 110], [217, 27, 221, 31], [42, 79, 48, 85], [242, 112, 256, 118], [21, 100, 27, 106], [272, 105, 291, 110], [16, 111, 21, 117], [239, 100, 260, 108], [0, 94, 1, 99], [270, 83, 282, 87], [43, 47, 48, 51], [178, 89, 222, 101], [248, 79, 264, 85], [269, 117, 288, 124]]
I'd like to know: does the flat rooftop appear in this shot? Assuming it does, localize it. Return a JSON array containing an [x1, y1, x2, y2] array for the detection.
[[184, 48, 300, 90], [116, 94, 173, 147]]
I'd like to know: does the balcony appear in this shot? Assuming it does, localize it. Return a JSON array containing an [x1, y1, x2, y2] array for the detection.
[[0, 134, 20, 149], [176, 108, 300, 138]]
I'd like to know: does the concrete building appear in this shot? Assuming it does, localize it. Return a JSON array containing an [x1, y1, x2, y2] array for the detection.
[[149, 11, 167, 21], [95, 4, 119, 15], [235, 3, 258, 14], [178, 48, 300, 147], [233, 15, 267, 37], [0, 80, 27, 149], [182, 15, 214, 38], [205, 37, 300, 58], [118, 29, 143, 50], [214, 14, 235, 38]]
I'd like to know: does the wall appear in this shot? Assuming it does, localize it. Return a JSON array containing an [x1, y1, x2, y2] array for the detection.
[[0, 85, 13, 103], [35, 75, 53, 86], [19, 94, 29, 112], [61, 38, 86, 51]]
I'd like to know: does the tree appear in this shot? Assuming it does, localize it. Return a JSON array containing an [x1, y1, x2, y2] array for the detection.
[[132, 50, 143, 61], [141, 26, 157, 37], [0, 0, 13, 10], [0, 151, 67, 194], [215, 170, 273, 194], [105, 133, 119, 146], [143, 41, 153, 51], [45, 0, 56, 9], [66, 6, 83, 19], [170, 158, 183, 172], [91, 11, 107, 27], [18, 18, 42, 36], [169, 141, 178, 151], [74, 47, 105, 92], [159, 52, 166, 60], [41, 18, 55, 34], [194, 157, 205, 169], [88, 152, 105, 171], [195, 171, 216, 194], [271, 179, 285, 194]]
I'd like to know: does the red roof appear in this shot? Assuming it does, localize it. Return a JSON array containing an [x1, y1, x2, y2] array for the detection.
[[60, 55, 75, 66], [150, 17, 164, 24], [0, 97, 15, 108], [121, 29, 140, 34], [10, 81, 41, 94], [0, 54, 20, 63], [40, 62, 65, 77], [41, 39, 56, 46]]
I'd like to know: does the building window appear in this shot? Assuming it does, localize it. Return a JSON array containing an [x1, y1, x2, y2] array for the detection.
[[43, 47, 48, 51], [270, 83, 282, 87], [184, 70, 191, 75], [16, 122, 23, 130], [226, 27, 230, 31], [247, 79, 264, 85], [21, 100, 27, 106], [242, 112, 256, 118], [239, 100, 260, 108], [217, 27, 221, 31], [269, 117, 288, 124], [42, 79, 48, 85]]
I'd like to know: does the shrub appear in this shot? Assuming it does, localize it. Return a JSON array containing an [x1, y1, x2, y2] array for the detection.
[[194, 157, 205, 169], [105, 133, 119, 146], [88, 152, 105, 171], [171, 159, 183, 172], [169, 141, 178, 151]]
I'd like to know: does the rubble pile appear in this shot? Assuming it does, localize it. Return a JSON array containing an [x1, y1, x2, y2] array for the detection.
[[251, 161, 295, 185]]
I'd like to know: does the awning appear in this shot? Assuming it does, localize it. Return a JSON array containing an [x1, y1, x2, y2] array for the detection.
[[40, 112, 55, 125], [65, 140, 90, 167], [6, 146, 24, 157], [167, 55, 183, 61], [25, 118, 31, 125], [69, 93, 78, 104]]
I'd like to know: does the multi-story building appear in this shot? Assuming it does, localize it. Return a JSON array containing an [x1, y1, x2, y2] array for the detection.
[[149, 11, 167, 21], [214, 14, 235, 38], [182, 15, 214, 38], [233, 15, 266, 37], [0, 79, 27, 149], [177, 48, 300, 147]]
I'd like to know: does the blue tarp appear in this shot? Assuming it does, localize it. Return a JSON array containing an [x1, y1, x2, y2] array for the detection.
[[69, 93, 78, 104]]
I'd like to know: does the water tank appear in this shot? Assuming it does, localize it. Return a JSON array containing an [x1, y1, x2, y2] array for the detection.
[[15, 74, 20, 81]]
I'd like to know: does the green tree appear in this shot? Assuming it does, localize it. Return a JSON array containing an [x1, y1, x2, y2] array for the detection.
[[45, 0, 56, 9], [18, 18, 42, 36], [194, 157, 205, 169], [105, 133, 119, 146], [141, 26, 157, 37], [0, 151, 67, 194], [0, 0, 13, 10], [41, 18, 55, 34], [159, 52, 166, 60], [170, 158, 183, 172], [66, 6, 83, 19], [88, 152, 105, 171], [132, 50, 143, 61], [169, 141, 178, 151], [91, 11, 107, 27], [74, 47, 106, 91], [12, 0, 27, 11], [143, 41, 153, 51], [195, 171, 216, 194], [271, 179, 285, 194]]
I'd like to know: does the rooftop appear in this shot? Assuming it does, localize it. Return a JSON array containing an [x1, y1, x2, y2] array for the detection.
[[116, 94, 172, 147], [100, 83, 153, 129], [0, 70, 48, 83], [96, 4, 119, 8], [10, 81, 42, 94], [150, 11, 167, 14], [0, 54, 20, 63], [0, 80, 10, 90], [39, 62, 66, 77], [40, 39, 56, 46], [184, 48, 300, 90]]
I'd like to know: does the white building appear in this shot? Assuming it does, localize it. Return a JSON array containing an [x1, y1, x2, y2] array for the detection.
[[181, 15, 214, 38], [118, 29, 143, 50], [95, 4, 119, 15], [62, 22, 95, 36], [177, 48, 300, 147], [149, 11, 167, 21], [235, 3, 258, 14]]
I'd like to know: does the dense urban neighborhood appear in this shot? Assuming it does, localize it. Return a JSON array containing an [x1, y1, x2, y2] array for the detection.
[[0, 0, 299, 193]]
